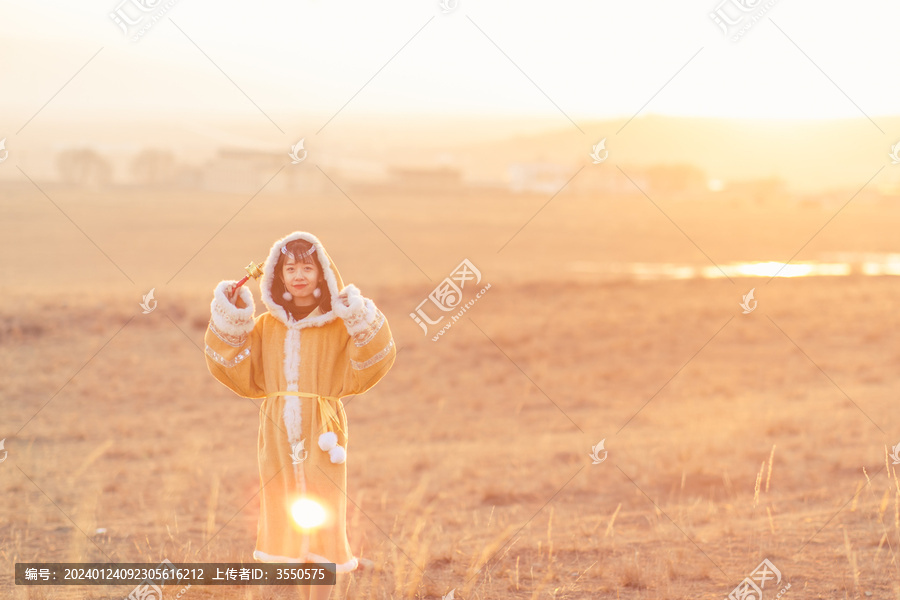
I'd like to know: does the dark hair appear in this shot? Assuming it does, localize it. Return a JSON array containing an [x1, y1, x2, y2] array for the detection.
[[272, 238, 332, 313]]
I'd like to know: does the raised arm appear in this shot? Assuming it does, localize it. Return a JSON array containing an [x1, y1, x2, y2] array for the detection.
[[332, 284, 396, 395], [204, 280, 266, 399]]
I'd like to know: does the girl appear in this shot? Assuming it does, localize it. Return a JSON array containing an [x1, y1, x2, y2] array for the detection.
[[204, 231, 396, 600]]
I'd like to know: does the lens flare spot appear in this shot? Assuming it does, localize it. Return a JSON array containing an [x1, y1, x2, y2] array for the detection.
[[291, 498, 326, 528]]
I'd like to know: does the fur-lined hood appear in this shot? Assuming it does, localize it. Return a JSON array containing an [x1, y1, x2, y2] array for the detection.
[[259, 231, 346, 329]]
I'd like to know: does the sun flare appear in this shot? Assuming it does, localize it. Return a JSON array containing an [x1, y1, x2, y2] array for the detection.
[[291, 498, 326, 529]]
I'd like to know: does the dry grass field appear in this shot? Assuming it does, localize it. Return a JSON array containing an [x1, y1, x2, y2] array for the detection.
[[2, 182, 900, 599]]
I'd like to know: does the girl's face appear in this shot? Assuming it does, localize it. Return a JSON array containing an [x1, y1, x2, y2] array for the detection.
[[282, 258, 321, 306]]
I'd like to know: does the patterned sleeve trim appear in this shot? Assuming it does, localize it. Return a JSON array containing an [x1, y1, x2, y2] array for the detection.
[[205, 345, 251, 368], [350, 338, 394, 371], [209, 319, 248, 347], [351, 310, 385, 347]]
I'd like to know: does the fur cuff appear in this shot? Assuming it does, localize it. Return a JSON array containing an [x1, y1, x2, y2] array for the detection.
[[333, 284, 378, 338], [210, 280, 255, 344]]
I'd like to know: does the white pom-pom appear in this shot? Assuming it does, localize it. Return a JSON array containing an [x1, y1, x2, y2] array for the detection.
[[318, 431, 337, 451], [329, 445, 346, 464]]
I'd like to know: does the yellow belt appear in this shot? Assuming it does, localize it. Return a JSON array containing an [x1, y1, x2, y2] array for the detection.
[[251, 391, 345, 436]]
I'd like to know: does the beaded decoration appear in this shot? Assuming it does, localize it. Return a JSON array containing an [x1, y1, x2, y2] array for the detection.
[[350, 338, 394, 371], [281, 244, 317, 261]]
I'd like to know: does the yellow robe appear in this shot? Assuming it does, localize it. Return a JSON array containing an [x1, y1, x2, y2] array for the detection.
[[204, 232, 396, 572]]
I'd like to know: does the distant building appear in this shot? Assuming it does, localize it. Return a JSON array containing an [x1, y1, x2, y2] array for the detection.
[[387, 166, 463, 192], [644, 164, 707, 194], [570, 164, 648, 196], [509, 162, 681, 197], [722, 177, 787, 204], [202, 149, 280, 194], [201, 148, 329, 195], [507, 162, 570, 194]]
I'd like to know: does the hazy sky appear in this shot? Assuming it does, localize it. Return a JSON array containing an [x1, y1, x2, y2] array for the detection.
[[2, 0, 899, 135]]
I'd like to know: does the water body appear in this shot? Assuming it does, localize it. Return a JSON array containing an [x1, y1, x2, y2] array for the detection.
[[567, 253, 900, 281]]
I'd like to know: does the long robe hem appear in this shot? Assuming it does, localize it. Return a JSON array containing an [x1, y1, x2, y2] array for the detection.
[[252, 549, 358, 573]]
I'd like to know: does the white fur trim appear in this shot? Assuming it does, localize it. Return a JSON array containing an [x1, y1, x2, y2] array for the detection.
[[253, 550, 358, 573], [332, 284, 365, 319], [318, 431, 337, 451], [283, 327, 301, 388], [210, 280, 255, 342], [283, 396, 301, 446], [328, 445, 346, 464], [334, 284, 379, 338], [307, 552, 357, 573], [283, 328, 302, 446], [259, 232, 343, 329]]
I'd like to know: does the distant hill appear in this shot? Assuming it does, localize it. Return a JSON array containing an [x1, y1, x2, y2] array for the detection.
[[447, 114, 900, 193], [4, 113, 899, 193]]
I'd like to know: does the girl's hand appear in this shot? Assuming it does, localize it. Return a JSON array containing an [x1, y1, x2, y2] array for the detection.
[[229, 284, 247, 309], [336, 290, 351, 308], [333, 284, 364, 321]]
